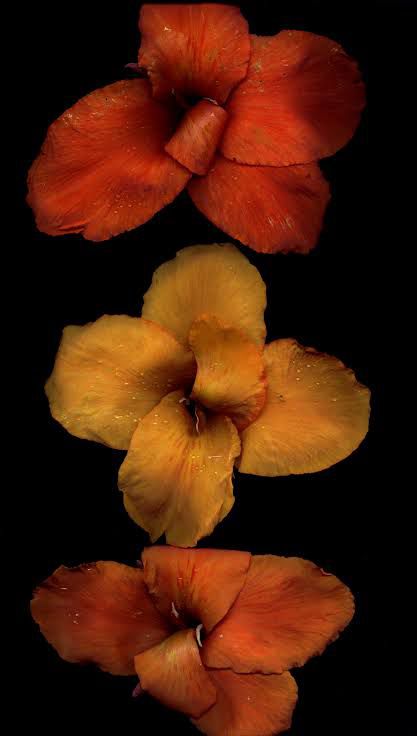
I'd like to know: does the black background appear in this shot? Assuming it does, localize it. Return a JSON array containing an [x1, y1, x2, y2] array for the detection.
[[7, 0, 404, 734]]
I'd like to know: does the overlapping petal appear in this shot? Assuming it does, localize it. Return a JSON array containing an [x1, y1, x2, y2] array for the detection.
[[138, 4, 250, 104], [142, 546, 251, 632], [221, 32, 365, 166], [189, 315, 267, 431], [165, 100, 228, 175], [193, 669, 297, 736], [45, 315, 196, 450], [202, 555, 354, 674], [238, 339, 370, 475], [118, 390, 241, 547], [27, 79, 191, 241], [31, 562, 172, 675], [135, 629, 216, 718], [141, 244, 266, 344], [188, 157, 330, 254]]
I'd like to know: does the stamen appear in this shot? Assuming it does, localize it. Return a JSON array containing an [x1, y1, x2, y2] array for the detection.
[[171, 601, 180, 618], [132, 681, 143, 698], [195, 407, 201, 435], [195, 623, 204, 648]]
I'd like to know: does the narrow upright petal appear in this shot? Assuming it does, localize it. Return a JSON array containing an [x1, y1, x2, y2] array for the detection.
[[135, 629, 217, 718], [165, 100, 228, 175], [141, 244, 266, 345], [142, 546, 251, 632], [193, 669, 297, 736], [189, 315, 267, 431], [31, 562, 172, 675], [118, 390, 241, 547], [239, 339, 370, 476], [138, 4, 250, 104], [222, 32, 365, 166], [28, 80, 190, 240], [188, 156, 330, 254], [202, 555, 354, 674], [46, 315, 195, 450]]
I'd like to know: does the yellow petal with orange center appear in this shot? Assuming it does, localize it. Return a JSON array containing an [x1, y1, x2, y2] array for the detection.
[[141, 244, 266, 346], [189, 315, 267, 431], [135, 628, 217, 718], [118, 390, 241, 547], [45, 315, 196, 450], [239, 338, 370, 475]]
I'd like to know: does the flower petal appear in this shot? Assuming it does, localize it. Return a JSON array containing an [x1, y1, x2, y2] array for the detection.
[[138, 4, 250, 104], [141, 546, 251, 632], [193, 669, 297, 736], [238, 339, 370, 476], [189, 315, 267, 431], [221, 32, 365, 166], [165, 100, 228, 175], [135, 629, 216, 718], [46, 315, 196, 450], [118, 390, 241, 547], [141, 244, 266, 345], [188, 156, 330, 254], [202, 555, 354, 674], [27, 79, 191, 241], [31, 562, 172, 675]]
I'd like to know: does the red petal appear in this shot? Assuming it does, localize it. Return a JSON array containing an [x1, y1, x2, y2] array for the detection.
[[188, 155, 330, 253], [221, 32, 365, 166], [165, 100, 228, 175], [202, 556, 354, 674], [31, 562, 172, 675], [142, 546, 251, 632], [193, 670, 297, 736], [27, 79, 190, 241], [135, 628, 216, 718], [138, 4, 250, 104]]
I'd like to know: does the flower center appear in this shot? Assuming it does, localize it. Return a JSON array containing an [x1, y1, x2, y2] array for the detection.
[[165, 97, 228, 176]]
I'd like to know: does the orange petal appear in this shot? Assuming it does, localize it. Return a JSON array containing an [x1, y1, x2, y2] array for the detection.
[[141, 244, 266, 346], [189, 315, 267, 431], [188, 156, 330, 254], [135, 628, 216, 718], [46, 316, 196, 450], [142, 546, 251, 632], [118, 390, 241, 547], [193, 669, 297, 736], [238, 339, 370, 475], [221, 32, 365, 166], [31, 562, 172, 675], [202, 555, 354, 674], [27, 79, 191, 241], [165, 100, 228, 175], [138, 4, 250, 104]]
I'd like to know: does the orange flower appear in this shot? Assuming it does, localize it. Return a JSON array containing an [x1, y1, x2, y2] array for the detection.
[[46, 244, 370, 547], [31, 546, 354, 736], [27, 4, 365, 253]]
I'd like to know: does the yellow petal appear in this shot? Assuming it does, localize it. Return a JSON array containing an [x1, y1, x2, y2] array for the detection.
[[118, 390, 241, 547], [239, 339, 370, 475], [46, 315, 195, 450], [189, 315, 267, 431], [141, 244, 266, 346]]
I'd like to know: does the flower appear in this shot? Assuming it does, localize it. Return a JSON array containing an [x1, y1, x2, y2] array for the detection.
[[46, 243, 370, 546], [31, 546, 354, 736], [27, 4, 365, 253]]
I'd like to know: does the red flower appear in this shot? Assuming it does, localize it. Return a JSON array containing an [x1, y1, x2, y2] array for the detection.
[[32, 546, 354, 735], [27, 4, 365, 253]]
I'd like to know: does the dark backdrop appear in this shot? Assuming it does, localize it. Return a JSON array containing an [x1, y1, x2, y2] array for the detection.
[[7, 0, 400, 734]]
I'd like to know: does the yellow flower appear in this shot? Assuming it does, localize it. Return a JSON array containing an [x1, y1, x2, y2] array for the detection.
[[46, 244, 370, 546]]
